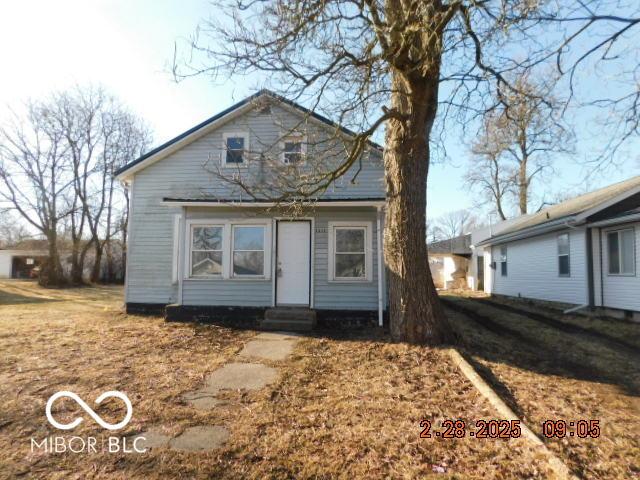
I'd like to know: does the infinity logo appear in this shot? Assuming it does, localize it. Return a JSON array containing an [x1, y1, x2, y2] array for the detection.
[[45, 391, 133, 431]]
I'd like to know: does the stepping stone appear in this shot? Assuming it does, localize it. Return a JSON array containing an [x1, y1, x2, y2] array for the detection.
[[254, 332, 303, 341], [239, 339, 295, 361], [133, 428, 171, 450], [169, 425, 229, 452], [203, 362, 278, 393], [182, 391, 226, 410]]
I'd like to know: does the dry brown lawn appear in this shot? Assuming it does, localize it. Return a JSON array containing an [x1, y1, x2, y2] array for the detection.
[[442, 291, 640, 480], [0, 280, 560, 479]]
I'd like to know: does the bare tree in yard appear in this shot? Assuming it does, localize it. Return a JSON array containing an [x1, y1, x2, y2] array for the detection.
[[47, 87, 151, 284], [0, 103, 72, 285], [465, 75, 573, 218], [0, 87, 150, 286], [177, 1, 639, 344]]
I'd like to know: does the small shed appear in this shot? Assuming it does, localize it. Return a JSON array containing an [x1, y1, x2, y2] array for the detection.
[[0, 240, 49, 279], [428, 234, 472, 289]]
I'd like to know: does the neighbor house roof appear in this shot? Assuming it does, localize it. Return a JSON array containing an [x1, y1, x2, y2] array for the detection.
[[428, 234, 472, 255], [477, 175, 640, 246], [115, 89, 384, 180]]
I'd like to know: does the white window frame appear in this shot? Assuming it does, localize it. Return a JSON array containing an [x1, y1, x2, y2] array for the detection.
[[327, 221, 373, 282], [222, 131, 250, 167], [500, 245, 508, 277], [557, 233, 570, 277], [188, 223, 226, 278], [231, 224, 268, 278], [606, 227, 636, 276], [280, 135, 307, 165], [183, 219, 271, 281]]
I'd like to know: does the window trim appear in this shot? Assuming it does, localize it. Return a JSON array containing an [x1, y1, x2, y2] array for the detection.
[[557, 233, 571, 277], [231, 224, 267, 278], [606, 227, 636, 277], [222, 131, 250, 167], [327, 221, 373, 282], [188, 223, 225, 278], [280, 135, 307, 165], [183, 219, 271, 281], [500, 245, 508, 277]]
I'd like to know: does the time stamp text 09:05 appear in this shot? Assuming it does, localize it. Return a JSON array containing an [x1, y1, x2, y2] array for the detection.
[[419, 419, 601, 439]]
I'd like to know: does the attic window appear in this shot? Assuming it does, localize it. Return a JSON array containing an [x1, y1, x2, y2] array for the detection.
[[223, 133, 249, 165], [282, 136, 306, 164]]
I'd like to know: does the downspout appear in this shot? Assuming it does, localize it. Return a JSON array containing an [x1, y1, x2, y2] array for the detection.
[[376, 206, 384, 327], [599, 228, 604, 307], [177, 206, 186, 306], [586, 227, 595, 308]]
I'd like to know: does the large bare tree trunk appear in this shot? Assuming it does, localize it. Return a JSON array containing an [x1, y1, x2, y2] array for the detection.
[[518, 155, 528, 215], [384, 74, 453, 345], [40, 230, 65, 287], [90, 242, 103, 283]]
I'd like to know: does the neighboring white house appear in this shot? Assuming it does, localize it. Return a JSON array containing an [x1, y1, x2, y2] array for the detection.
[[472, 176, 640, 316], [115, 90, 387, 327]]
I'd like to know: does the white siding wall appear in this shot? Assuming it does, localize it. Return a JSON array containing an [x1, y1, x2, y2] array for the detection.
[[490, 228, 588, 305], [0, 252, 12, 278], [598, 222, 640, 311]]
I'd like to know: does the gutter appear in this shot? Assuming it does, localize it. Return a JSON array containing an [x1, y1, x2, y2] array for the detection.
[[476, 216, 580, 247], [586, 212, 640, 228]]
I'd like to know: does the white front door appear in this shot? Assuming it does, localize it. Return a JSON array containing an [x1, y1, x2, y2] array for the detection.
[[276, 221, 311, 306]]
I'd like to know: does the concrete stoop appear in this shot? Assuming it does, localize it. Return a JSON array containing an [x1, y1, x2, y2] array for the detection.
[[260, 307, 316, 331]]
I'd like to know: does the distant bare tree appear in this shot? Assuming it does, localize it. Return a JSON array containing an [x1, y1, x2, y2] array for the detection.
[[46, 86, 151, 283], [432, 209, 477, 241], [0, 212, 31, 248], [0, 87, 150, 286], [466, 75, 573, 218], [0, 103, 72, 285]]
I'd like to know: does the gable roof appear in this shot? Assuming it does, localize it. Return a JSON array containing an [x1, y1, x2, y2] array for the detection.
[[477, 175, 640, 246], [115, 89, 383, 180]]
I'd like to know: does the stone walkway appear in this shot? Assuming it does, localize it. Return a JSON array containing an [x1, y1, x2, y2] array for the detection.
[[135, 331, 301, 452]]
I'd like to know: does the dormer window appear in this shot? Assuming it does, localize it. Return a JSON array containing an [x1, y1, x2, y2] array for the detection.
[[223, 133, 249, 165], [282, 136, 306, 164]]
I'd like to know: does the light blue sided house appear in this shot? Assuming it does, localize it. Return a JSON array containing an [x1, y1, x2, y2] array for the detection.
[[115, 90, 387, 329]]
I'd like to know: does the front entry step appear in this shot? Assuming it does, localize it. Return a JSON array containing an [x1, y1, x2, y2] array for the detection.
[[260, 308, 316, 331]]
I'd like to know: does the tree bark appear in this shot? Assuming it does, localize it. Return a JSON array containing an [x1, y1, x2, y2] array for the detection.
[[40, 229, 65, 287], [384, 73, 454, 345], [90, 241, 103, 283], [518, 155, 528, 215]]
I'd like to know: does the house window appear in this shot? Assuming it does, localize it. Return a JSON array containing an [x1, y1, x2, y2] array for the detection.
[[558, 233, 570, 276], [223, 133, 248, 164], [232, 225, 265, 276], [333, 227, 367, 280], [191, 226, 223, 277], [500, 246, 508, 276], [607, 228, 635, 275], [282, 137, 305, 164]]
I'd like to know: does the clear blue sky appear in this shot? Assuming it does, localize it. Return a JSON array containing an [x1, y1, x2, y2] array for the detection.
[[1, 0, 637, 219]]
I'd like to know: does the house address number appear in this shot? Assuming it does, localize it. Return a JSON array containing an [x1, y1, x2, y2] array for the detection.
[[315, 227, 327, 234]]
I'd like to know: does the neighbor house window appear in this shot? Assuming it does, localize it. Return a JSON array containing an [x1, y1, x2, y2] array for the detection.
[[558, 233, 570, 276], [282, 136, 305, 164], [191, 226, 223, 277], [607, 228, 635, 275], [232, 225, 265, 276], [500, 246, 508, 276], [223, 133, 248, 164]]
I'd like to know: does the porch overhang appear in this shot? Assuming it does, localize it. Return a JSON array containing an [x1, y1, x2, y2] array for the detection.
[[161, 197, 386, 208]]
